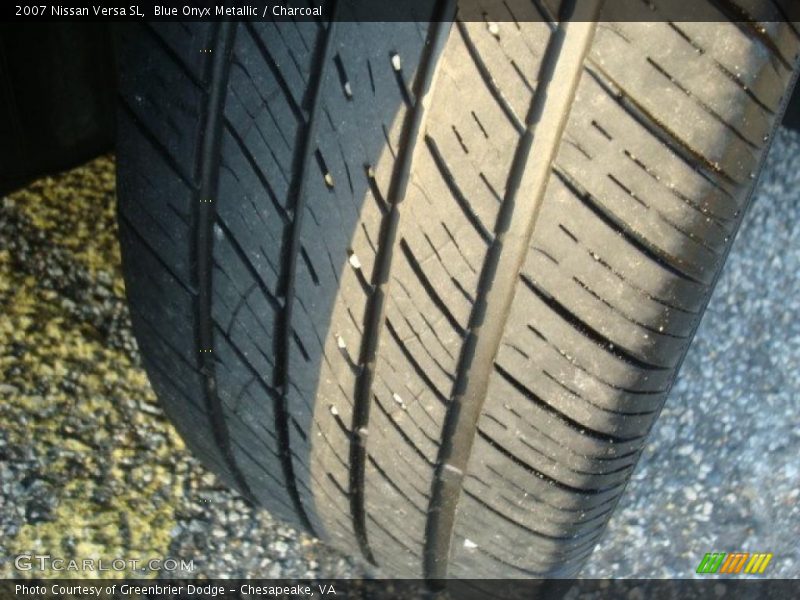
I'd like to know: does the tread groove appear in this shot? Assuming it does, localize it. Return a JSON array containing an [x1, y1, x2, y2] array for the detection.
[[215, 216, 283, 312], [493, 363, 645, 442], [194, 22, 256, 504], [425, 5, 603, 579], [526, 324, 668, 397], [142, 23, 205, 90], [118, 212, 196, 297], [223, 120, 290, 223], [558, 223, 702, 316], [553, 166, 709, 285], [463, 488, 607, 545], [477, 431, 625, 496], [709, 0, 793, 70], [348, 4, 457, 567], [645, 57, 761, 151], [584, 62, 742, 189], [386, 319, 449, 405], [520, 273, 671, 371], [272, 12, 341, 537], [424, 135, 493, 244], [119, 96, 196, 189], [243, 22, 307, 123], [399, 239, 467, 337], [456, 21, 526, 134]]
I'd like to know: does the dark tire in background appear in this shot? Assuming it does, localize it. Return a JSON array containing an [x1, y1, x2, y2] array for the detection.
[[0, 24, 116, 194], [115, 3, 800, 578]]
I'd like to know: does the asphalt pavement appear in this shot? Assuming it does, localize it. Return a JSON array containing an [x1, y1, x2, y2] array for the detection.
[[0, 127, 798, 579]]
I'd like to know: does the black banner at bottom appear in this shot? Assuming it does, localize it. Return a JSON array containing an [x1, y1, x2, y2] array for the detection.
[[2, 579, 799, 600]]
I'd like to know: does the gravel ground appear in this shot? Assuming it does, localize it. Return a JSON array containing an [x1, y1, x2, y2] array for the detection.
[[1, 128, 798, 580]]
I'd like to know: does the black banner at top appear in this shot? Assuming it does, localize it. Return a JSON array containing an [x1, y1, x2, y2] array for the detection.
[[3, 0, 800, 22]]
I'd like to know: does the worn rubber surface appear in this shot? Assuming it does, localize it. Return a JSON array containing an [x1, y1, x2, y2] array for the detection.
[[116, 2, 800, 578]]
